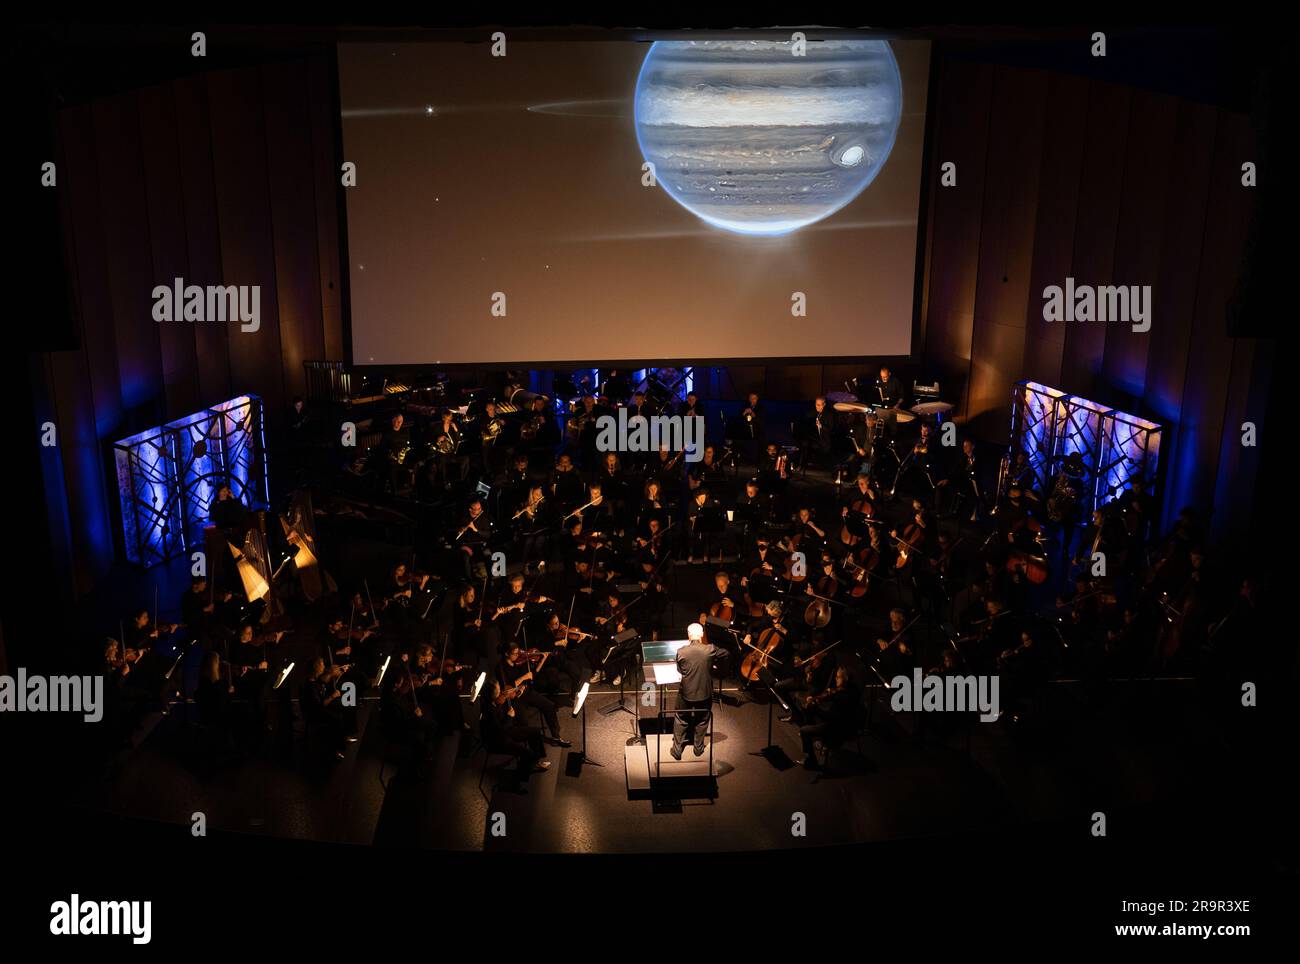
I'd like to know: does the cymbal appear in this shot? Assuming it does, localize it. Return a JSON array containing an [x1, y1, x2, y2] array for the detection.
[[911, 401, 954, 415], [832, 401, 871, 413]]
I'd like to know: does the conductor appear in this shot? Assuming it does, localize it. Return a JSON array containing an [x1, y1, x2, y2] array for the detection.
[[671, 623, 720, 761]]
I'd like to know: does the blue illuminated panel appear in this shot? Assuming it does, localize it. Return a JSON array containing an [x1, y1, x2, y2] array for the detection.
[[113, 395, 269, 568]]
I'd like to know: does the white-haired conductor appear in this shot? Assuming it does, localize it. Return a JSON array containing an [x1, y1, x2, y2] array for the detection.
[[673, 621, 721, 760]]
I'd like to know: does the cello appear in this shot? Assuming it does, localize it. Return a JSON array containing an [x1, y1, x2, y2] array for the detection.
[[740, 620, 786, 682]]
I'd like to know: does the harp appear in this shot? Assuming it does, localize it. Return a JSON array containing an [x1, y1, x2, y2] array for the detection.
[[279, 490, 336, 602]]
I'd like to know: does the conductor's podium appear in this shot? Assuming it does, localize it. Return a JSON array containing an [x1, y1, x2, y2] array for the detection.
[[624, 639, 716, 798]]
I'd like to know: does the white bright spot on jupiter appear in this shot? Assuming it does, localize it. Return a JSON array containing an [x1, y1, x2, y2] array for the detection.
[[634, 39, 903, 236]]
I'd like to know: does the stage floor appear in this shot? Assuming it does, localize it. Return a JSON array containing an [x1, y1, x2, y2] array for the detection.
[[84, 671, 1249, 855]]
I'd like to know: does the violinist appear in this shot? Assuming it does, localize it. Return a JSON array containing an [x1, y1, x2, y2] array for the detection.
[[479, 679, 551, 794], [124, 606, 177, 651], [634, 516, 670, 567], [388, 561, 440, 620], [543, 611, 596, 691], [180, 575, 235, 644], [231, 621, 283, 728], [959, 596, 1018, 673], [797, 666, 861, 770], [872, 608, 918, 680], [499, 643, 571, 747], [380, 665, 434, 757], [776, 639, 839, 726], [592, 589, 636, 686]]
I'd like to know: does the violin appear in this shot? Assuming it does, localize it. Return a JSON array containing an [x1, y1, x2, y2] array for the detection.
[[740, 622, 786, 682], [552, 622, 595, 646], [794, 637, 843, 671]]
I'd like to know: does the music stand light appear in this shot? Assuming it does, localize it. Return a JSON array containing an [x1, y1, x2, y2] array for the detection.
[[566, 681, 603, 775]]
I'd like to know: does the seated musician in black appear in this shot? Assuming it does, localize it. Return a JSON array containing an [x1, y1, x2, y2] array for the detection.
[[230, 622, 283, 731], [456, 498, 494, 579], [687, 444, 725, 493], [792, 506, 827, 555], [379, 668, 435, 757], [798, 666, 862, 770], [733, 478, 769, 547], [513, 484, 553, 576], [777, 647, 838, 725], [499, 643, 571, 747], [479, 679, 551, 793], [491, 572, 551, 644], [592, 589, 637, 686], [181, 575, 234, 645], [871, 608, 918, 682], [577, 482, 616, 540], [691, 570, 739, 671], [596, 452, 627, 523]]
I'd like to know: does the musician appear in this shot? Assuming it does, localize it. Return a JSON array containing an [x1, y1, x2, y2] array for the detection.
[[521, 394, 559, 451], [512, 484, 552, 575], [478, 679, 551, 794], [847, 412, 878, 478], [776, 644, 839, 725], [210, 483, 249, 532], [686, 487, 721, 565], [503, 452, 532, 504], [601, 369, 631, 403], [499, 642, 571, 747], [738, 391, 765, 463], [649, 443, 685, 488], [550, 453, 585, 512], [805, 396, 835, 470], [492, 572, 551, 641], [687, 444, 725, 491], [592, 589, 636, 686], [596, 452, 627, 518], [479, 401, 505, 475], [379, 412, 412, 495], [797, 666, 861, 770], [181, 575, 234, 644], [733, 478, 769, 545], [670, 623, 722, 760], [963, 596, 1018, 672], [434, 409, 468, 483], [574, 482, 616, 540], [1002, 449, 1037, 502], [454, 582, 489, 669], [792, 506, 827, 553], [941, 439, 977, 522], [678, 391, 704, 421], [230, 621, 280, 731], [996, 485, 1040, 552], [1048, 453, 1087, 561], [456, 498, 494, 579], [872, 365, 904, 439], [758, 442, 787, 493], [872, 608, 917, 680], [889, 503, 931, 573], [998, 626, 1048, 715], [380, 665, 435, 757], [542, 612, 595, 691]]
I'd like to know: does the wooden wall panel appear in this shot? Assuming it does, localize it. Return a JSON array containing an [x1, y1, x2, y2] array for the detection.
[[173, 75, 232, 406], [137, 84, 200, 418], [207, 68, 286, 421], [1102, 90, 1177, 404], [1060, 83, 1130, 396], [921, 59, 993, 416], [92, 93, 165, 422], [967, 67, 1046, 438], [262, 61, 326, 405], [1022, 73, 1088, 387]]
